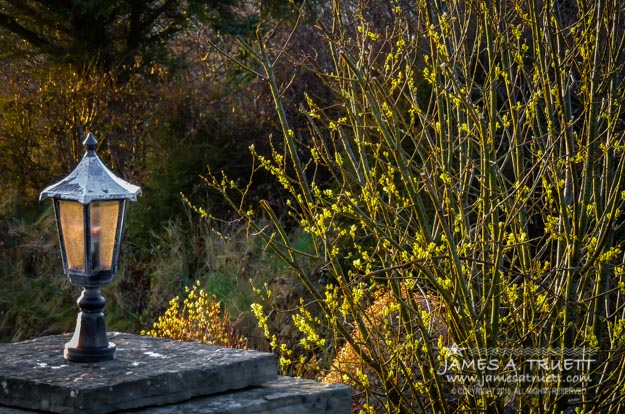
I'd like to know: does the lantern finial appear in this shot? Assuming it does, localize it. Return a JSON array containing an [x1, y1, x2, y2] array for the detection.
[[84, 132, 98, 154]]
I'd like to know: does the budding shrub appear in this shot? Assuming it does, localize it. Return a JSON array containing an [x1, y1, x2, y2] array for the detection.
[[143, 280, 247, 349], [205, 0, 625, 412]]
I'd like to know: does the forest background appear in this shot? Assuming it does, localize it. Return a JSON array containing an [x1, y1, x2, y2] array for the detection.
[[1, 0, 625, 413]]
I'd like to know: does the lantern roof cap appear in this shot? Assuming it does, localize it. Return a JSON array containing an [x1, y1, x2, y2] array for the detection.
[[39, 133, 142, 204]]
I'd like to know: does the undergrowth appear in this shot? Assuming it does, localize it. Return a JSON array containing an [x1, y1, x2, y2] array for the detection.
[[0, 191, 76, 341], [138, 214, 309, 350]]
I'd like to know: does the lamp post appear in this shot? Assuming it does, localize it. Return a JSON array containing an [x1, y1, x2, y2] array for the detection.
[[40, 133, 141, 362]]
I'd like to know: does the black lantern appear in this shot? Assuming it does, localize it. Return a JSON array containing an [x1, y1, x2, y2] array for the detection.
[[40, 133, 141, 362]]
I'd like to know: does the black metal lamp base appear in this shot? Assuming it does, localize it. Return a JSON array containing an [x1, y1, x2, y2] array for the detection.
[[65, 342, 116, 362], [65, 287, 117, 363]]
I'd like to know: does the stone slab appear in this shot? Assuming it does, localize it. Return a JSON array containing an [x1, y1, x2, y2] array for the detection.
[[0, 377, 352, 414], [0, 332, 277, 414]]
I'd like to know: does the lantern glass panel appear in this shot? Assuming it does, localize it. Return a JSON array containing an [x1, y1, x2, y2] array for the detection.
[[90, 201, 120, 271], [58, 200, 85, 271]]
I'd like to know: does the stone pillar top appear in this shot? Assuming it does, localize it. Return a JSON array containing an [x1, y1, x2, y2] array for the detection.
[[0, 332, 277, 413]]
